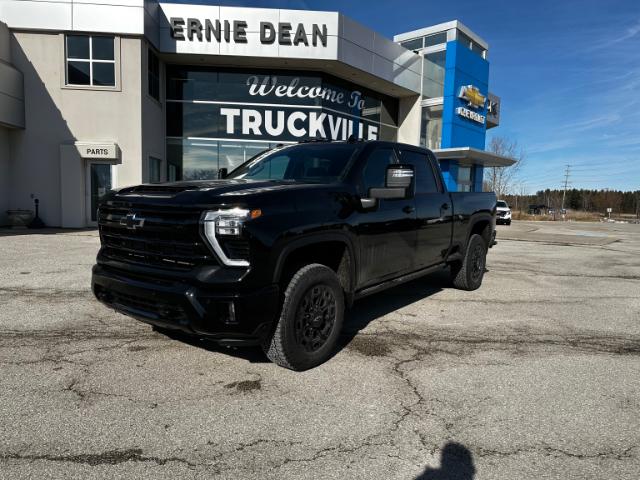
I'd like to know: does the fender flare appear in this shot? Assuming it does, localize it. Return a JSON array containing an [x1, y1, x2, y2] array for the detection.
[[466, 213, 494, 248], [271, 231, 358, 291]]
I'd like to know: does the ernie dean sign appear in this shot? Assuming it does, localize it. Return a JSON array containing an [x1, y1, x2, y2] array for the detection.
[[169, 17, 328, 47]]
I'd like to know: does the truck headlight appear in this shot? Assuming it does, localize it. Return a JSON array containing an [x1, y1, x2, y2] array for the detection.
[[201, 208, 261, 267]]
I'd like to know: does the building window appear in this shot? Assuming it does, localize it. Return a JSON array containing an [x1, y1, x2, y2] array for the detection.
[[457, 165, 474, 192], [457, 32, 486, 58], [400, 38, 423, 51], [148, 48, 160, 101], [422, 51, 446, 98], [66, 35, 115, 87], [149, 157, 162, 183], [423, 32, 447, 48], [420, 105, 443, 150]]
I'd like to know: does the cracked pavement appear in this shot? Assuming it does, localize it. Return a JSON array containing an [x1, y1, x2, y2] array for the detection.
[[0, 221, 639, 479]]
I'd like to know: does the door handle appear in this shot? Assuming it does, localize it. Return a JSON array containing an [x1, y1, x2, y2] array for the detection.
[[441, 203, 450, 210], [403, 205, 415, 214]]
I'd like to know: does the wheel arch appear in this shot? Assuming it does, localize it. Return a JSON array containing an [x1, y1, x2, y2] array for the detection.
[[272, 233, 357, 300], [467, 214, 494, 248]]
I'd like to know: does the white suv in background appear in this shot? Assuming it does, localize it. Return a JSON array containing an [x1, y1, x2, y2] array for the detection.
[[496, 200, 512, 225]]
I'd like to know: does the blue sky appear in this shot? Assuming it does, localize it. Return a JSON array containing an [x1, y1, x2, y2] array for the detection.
[[171, 0, 640, 193]]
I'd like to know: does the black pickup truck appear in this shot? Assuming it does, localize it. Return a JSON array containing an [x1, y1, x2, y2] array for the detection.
[[92, 140, 496, 370]]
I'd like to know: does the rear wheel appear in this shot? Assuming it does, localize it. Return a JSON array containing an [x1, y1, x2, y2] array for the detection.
[[450, 234, 487, 291], [262, 264, 344, 371]]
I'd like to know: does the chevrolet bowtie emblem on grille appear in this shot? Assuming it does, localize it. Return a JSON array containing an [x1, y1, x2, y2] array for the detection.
[[120, 213, 145, 230]]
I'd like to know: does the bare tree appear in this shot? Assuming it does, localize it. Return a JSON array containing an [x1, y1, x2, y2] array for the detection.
[[484, 137, 525, 198]]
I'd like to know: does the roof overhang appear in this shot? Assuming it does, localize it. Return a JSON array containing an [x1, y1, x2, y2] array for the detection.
[[152, 4, 423, 97], [0, 1, 423, 97], [394, 20, 489, 51], [433, 147, 516, 167]]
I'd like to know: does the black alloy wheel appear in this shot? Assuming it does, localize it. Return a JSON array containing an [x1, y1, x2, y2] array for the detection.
[[451, 233, 487, 291], [294, 285, 338, 353], [469, 241, 486, 285], [262, 263, 345, 371]]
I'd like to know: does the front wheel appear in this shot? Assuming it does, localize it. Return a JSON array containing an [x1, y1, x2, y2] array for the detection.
[[450, 234, 487, 291], [262, 264, 344, 371]]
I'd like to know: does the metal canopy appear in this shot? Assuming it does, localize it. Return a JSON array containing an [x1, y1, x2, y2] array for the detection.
[[433, 147, 516, 167]]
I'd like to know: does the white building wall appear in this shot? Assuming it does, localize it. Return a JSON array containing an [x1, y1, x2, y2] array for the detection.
[[397, 96, 421, 146], [0, 127, 9, 226], [140, 41, 165, 182], [8, 32, 144, 227]]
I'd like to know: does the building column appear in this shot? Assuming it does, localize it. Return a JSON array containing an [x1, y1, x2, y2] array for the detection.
[[473, 165, 484, 192], [397, 95, 421, 145], [440, 159, 459, 192]]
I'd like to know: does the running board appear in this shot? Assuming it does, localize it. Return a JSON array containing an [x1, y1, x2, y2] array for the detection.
[[354, 263, 446, 301]]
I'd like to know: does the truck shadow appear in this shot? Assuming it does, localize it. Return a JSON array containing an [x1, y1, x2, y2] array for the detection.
[[154, 267, 450, 364], [338, 267, 448, 352]]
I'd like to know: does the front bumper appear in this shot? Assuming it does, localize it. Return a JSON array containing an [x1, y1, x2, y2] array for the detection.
[[92, 264, 279, 344]]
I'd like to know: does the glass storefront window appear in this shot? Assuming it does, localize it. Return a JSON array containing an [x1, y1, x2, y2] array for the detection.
[[148, 156, 161, 183], [165, 66, 399, 181], [422, 51, 446, 98], [167, 138, 276, 180], [457, 165, 473, 192], [420, 105, 443, 150]]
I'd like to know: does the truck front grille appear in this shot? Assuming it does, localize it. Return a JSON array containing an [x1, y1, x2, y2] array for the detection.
[[98, 205, 215, 270]]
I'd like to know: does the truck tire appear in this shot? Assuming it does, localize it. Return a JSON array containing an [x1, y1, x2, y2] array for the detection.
[[451, 234, 487, 291], [262, 263, 344, 371]]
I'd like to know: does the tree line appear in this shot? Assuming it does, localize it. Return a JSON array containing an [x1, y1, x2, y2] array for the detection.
[[503, 188, 640, 215]]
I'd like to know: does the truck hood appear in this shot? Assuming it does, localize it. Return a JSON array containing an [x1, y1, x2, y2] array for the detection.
[[117, 179, 323, 196], [107, 179, 344, 209]]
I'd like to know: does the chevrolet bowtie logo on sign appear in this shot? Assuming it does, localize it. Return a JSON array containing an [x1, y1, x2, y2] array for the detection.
[[458, 85, 486, 109], [120, 213, 145, 230]]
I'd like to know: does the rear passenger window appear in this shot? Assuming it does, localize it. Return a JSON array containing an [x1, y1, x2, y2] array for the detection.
[[361, 148, 396, 194], [400, 150, 439, 193]]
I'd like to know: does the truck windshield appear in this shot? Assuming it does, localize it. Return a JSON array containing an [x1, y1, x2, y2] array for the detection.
[[496, 201, 508, 208], [227, 143, 360, 183]]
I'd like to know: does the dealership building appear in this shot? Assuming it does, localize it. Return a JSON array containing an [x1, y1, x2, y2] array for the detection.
[[0, 0, 514, 227]]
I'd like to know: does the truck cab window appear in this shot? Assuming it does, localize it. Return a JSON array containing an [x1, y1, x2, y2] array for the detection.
[[228, 143, 360, 182], [361, 148, 396, 194], [399, 150, 439, 194]]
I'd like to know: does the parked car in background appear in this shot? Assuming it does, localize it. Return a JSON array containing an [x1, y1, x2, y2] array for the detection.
[[496, 200, 511, 225]]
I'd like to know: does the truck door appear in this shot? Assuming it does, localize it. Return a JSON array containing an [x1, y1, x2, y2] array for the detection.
[[398, 148, 453, 268], [354, 146, 417, 286]]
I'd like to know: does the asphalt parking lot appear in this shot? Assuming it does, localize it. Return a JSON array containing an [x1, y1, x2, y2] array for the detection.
[[1, 220, 639, 479]]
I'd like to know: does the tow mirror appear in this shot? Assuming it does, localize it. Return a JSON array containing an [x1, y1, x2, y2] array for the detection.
[[368, 164, 414, 200], [218, 168, 228, 179]]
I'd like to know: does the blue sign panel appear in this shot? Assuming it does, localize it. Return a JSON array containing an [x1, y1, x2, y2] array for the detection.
[[441, 40, 489, 150]]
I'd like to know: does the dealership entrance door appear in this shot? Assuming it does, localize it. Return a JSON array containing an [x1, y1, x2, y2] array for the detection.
[[85, 162, 112, 226]]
